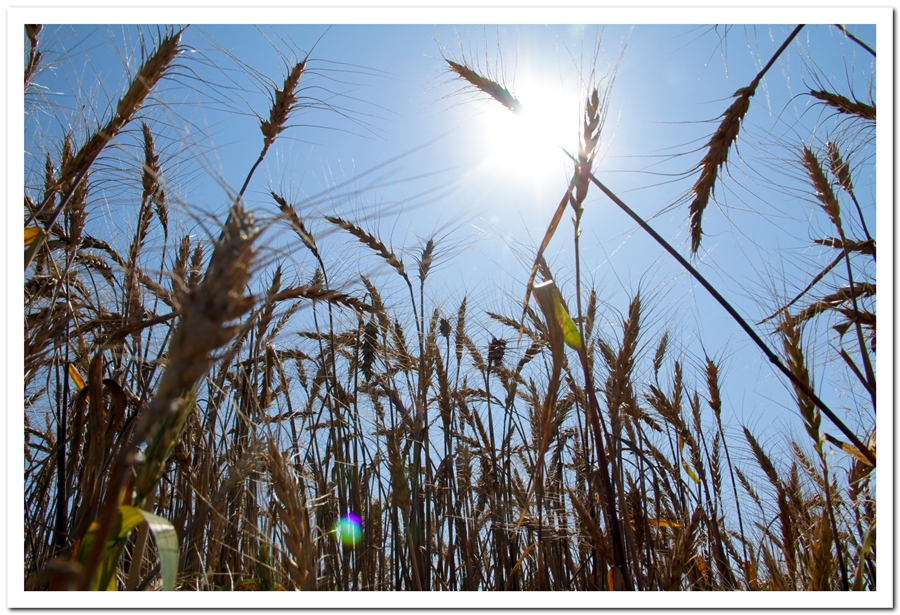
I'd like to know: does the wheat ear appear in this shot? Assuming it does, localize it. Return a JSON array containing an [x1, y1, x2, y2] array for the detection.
[[688, 24, 803, 254], [445, 59, 522, 114], [801, 144, 876, 399], [688, 85, 754, 253], [809, 90, 875, 121], [325, 215, 407, 281], [237, 59, 306, 198]]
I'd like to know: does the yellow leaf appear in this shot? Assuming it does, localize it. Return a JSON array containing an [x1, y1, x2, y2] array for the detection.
[[67, 363, 86, 391], [824, 432, 875, 467], [842, 441, 875, 467], [647, 518, 683, 529], [694, 556, 708, 582], [24, 226, 43, 247], [677, 435, 700, 483], [505, 542, 536, 589], [682, 458, 701, 484], [560, 306, 582, 350], [75, 506, 145, 590]]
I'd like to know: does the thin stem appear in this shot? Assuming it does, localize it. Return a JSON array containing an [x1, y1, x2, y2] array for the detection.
[[834, 24, 876, 57], [821, 454, 850, 590]]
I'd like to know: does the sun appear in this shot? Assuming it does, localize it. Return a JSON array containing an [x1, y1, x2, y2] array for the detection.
[[475, 74, 583, 188]]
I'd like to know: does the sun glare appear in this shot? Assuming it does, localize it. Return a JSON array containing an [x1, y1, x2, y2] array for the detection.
[[476, 75, 583, 188]]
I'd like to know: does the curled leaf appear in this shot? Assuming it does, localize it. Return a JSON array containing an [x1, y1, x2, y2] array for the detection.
[[682, 458, 701, 484], [533, 279, 582, 358], [120, 506, 179, 591], [677, 435, 701, 484]]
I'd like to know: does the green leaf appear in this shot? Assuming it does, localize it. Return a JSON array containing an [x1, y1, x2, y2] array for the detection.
[[559, 303, 582, 350], [533, 280, 582, 356], [76, 505, 148, 590], [121, 506, 180, 591]]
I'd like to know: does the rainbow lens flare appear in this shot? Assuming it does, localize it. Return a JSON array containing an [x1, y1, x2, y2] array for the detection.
[[334, 512, 362, 546]]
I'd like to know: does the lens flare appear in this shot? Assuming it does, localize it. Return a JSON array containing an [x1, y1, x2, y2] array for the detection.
[[334, 512, 362, 546]]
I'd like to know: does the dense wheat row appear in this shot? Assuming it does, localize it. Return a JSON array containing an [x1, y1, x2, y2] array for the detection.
[[23, 24, 876, 592]]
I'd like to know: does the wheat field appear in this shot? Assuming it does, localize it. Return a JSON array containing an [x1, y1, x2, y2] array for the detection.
[[20, 15, 881, 604]]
